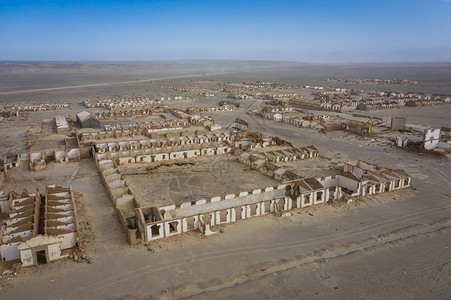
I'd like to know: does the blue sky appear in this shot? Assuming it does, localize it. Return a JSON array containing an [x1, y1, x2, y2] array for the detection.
[[0, 0, 450, 62]]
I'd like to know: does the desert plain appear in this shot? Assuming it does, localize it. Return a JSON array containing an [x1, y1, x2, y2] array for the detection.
[[0, 61, 450, 299]]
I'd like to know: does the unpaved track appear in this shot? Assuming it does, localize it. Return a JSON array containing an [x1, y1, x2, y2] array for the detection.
[[69, 203, 451, 299], [0, 72, 226, 95], [185, 225, 451, 300], [165, 220, 451, 299]]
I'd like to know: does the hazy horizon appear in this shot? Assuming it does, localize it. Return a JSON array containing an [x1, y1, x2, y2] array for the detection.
[[1, 1, 450, 63], [2, 60, 451, 65]]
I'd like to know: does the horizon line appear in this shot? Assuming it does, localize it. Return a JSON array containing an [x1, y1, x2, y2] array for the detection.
[[1, 59, 451, 65]]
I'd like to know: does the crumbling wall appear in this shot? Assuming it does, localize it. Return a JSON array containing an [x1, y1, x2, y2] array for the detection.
[[336, 174, 361, 194], [0, 189, 40, 262], [44, 185, 79, 250], [423, 128, 441, 150], [324, 123, 343, 132], [136, 178, 341, 242], [0, 169, 5, 189]]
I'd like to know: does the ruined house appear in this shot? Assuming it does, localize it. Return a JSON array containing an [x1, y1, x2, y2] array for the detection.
[[0, 189, 40, 262], [55, 116, 71, 134], [383, 117, 406, 131], [229, 118, 250, 132], [345, 120, 371, 135], [0, 185, 79, 266], [132, 157, 411, 243], [77, 111, 100, 128]]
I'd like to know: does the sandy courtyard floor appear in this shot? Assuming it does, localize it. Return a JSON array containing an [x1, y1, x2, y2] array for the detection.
[[119, 156, 279, 207]]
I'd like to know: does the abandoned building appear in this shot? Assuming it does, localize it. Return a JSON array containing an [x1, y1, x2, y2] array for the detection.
[[345, 120, 371, 135], [89, 122, 411, 245], [55, 115, 71, 134], [383, 116, 406, 131], [132, 158, 411, 242], [0, 189, 40, 262], [4, 83, 418, 250], [29, 137, 80, 171], [0, 185, 79, 266], [77, 111, 100, 128], [229, 118, 250, 132]]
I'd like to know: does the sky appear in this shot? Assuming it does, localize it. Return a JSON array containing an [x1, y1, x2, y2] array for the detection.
[[0, 0, 450, 62]]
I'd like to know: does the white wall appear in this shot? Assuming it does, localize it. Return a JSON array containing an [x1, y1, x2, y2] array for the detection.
[[0, 242, 20, 261], [337, 175, 359, 192]]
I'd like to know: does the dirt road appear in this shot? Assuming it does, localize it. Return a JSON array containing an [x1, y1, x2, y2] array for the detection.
[[0, 72, 226, 95]]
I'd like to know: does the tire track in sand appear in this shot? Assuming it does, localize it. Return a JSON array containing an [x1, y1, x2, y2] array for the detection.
[[0, 72, 229, 95], [71, 204, 451, 299]]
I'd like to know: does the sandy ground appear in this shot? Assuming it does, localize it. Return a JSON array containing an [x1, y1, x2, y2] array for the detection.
[[276, 157, 340, 178], [350, 105, 451, 128], [0, 73, 229, 96], [0, 62, 450, 299], [186, 223, 451, 300], [119, 156, 278, 207]]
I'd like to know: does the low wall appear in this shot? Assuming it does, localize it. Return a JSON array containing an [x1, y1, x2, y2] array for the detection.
[[138, 180, 337, 242], [0, 170, 5, 188]]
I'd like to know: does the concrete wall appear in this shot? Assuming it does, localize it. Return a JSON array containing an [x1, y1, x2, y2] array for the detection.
[[137, 181, 339, 242], [19, 248, 33, 266], [0, 242, 20, 261], [424, 128, 441, 150], [139, 183, 337, 242], [336, 175, 360, 194]]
